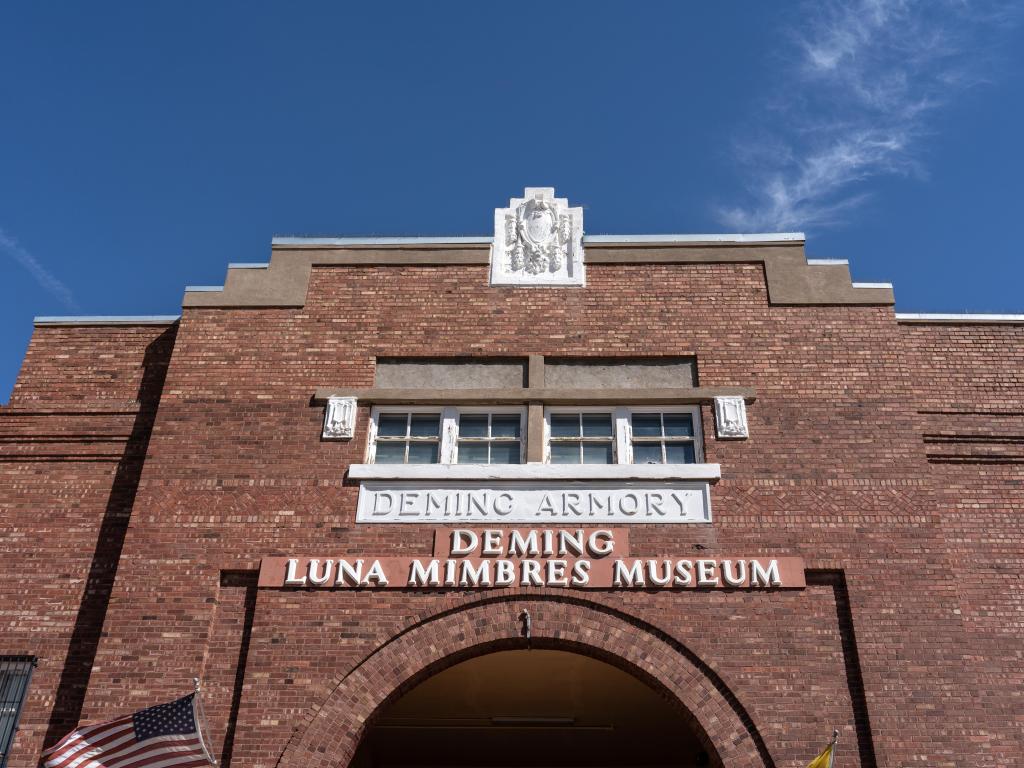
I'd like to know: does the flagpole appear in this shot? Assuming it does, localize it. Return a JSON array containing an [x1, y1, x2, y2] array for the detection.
[[193, 677, 219, 766], [828, 728, 839, 768]]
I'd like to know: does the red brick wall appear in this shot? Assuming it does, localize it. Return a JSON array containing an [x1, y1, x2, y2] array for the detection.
[[2, 262, 1020, 767], [0, 324, 175, 760], [897, 322, 1024, 764]]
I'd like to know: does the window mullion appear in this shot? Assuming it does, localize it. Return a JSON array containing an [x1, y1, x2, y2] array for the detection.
[[365, 411, 380, 463], [695, 407, 704, 462], [439, 406, 459, 465], [614, 407, 631, 465]]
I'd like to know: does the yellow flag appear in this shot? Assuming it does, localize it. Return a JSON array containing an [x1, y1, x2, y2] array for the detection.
[[806, 742, 834, 768]]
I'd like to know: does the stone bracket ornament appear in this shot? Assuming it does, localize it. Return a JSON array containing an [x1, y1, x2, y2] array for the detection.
[[714, 396, 749, 439], [323, 396, 357, 440], [490, 187, 585, 286]]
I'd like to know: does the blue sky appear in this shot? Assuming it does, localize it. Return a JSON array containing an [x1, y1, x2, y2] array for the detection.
[[1, 2, 1022, 401]]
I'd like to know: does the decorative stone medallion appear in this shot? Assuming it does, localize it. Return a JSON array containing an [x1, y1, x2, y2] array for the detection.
[[714, 396, 749, 439], [322, 396, 357, 440], [490, 187, 585, 286]]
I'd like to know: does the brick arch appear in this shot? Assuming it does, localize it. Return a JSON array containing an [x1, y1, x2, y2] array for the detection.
[[275, 596, 774, 768]]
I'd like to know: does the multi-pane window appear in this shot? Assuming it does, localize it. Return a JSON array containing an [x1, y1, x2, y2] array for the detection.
[[456, 413, 522, 464], [630, 412, 697, 464], [366, 406, 703, 467], [368, 408, 526, 465], [549, 412, 615, 464], [0, 657, 34, 768], [544, 406, 702, 466], [373, 412, 442, 464]]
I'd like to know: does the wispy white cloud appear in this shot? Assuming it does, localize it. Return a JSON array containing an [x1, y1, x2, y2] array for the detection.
[[718, 0, 1019, 232], [0, 227, 78, 310]]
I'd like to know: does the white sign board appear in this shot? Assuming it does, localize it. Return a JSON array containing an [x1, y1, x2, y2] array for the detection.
[[356, 481, 711, 524]]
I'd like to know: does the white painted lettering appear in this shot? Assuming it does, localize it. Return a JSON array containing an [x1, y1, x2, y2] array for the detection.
[[647, 559, 673, 586], [588, 530, 614, 557], [559, 530, 585, 557], [546, 560, 569, 587], [673, 559, 693, 586], [450, 530, 478, 557], [409, 559, 441, 587], [509, 530, 539, 557], [284, 558, 307, 586], [460, 561, 490, 587], [613, 559, 645, 587], [570, 560, 591, 586], [750, 559, 781, 587], [336, 559, 364, 586], [307, 559, 333, 586], [696, 559, 718, 586], [520, 560, 543, 586], [721, 560, 747, 587], [364, 560, 388, 586], [481, 530, 502, 556], [494, 560, 515, 586]]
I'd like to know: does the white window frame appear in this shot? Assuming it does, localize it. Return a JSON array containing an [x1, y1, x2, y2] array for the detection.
[[367, 406, 526, 465], [543, 405, 703, 465], [624, 405, 704, 465], [451, 406, 526, 465], [543, 406, 620, 465], [365, 407, 445, 465]]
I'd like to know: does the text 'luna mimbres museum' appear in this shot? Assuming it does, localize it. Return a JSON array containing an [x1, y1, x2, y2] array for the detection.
[[1, 188, 1022, 768]]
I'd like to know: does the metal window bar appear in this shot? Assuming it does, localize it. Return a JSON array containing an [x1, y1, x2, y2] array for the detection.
[[0, 656, 35, 768]]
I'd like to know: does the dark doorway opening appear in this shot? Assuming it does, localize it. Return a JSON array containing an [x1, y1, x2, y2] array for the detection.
[[352, 649, 718, 768]]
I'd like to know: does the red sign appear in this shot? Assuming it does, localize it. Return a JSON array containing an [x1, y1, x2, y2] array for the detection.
[[258, 528, 805, 590]]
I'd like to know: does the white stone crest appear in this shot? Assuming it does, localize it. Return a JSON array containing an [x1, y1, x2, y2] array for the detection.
[[323, 397, 357, 440], [714, 396, 749, 439], [490, 187, 584, 286]]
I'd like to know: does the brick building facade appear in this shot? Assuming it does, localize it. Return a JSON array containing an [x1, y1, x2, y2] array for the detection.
[[1, 190, 1021, 767]]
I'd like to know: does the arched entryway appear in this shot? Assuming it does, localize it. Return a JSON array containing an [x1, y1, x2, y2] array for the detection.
[[275, 597, 772, 768], [351, 649, 718, 768]]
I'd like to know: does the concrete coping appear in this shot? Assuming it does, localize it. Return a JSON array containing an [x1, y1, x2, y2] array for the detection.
[[895, 313, 1024, 325], [271, 233, 806, 247], [184, 234, 895, 308], [34, 315, 181, 326], [347, 463, 722, 482], [312, 386, 756, 405]]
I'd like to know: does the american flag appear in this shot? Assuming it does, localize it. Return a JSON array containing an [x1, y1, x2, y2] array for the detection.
[[41, 693, 215, 768]]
